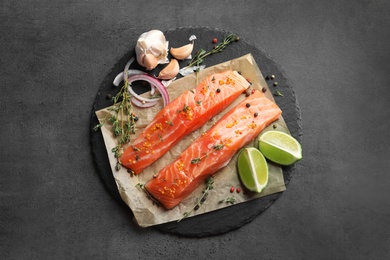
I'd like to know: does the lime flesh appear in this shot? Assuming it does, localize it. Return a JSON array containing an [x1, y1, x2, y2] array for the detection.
[[237, 147, 269, 193], [259, 131, 302, 166]]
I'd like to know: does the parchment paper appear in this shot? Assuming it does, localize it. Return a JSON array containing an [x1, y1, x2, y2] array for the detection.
[[95, 54, 288, 227]]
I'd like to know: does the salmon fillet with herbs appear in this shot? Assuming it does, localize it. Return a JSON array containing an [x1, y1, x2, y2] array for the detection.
[[120, 70, 250, 174], [145, 90, 282, 209]]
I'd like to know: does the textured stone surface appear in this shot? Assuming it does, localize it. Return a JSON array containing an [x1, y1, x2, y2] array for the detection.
[[1, 0, 390, 259], [91, 27, 302, 236]]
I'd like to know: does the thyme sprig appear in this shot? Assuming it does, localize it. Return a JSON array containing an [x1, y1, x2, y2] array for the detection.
[[178, 176, 214, 222], [93, 73, 137, 170], [187, 34, 239, 68], [135, 183, 160, 206], [190, 141, 227, 164], [218, 197, 236, 205]]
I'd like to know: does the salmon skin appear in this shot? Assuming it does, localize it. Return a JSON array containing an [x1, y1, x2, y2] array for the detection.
[[145, 90, 282, 209], [120, 70, 250, 174]]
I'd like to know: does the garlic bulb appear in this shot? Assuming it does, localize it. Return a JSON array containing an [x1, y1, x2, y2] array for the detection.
[[135, 30, 169, 70]]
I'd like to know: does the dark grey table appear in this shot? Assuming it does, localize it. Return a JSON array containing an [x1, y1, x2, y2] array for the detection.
[[2, 1, 389, 259]]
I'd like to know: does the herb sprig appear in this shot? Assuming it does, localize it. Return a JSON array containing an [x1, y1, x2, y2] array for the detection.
[[190, 141, 227, 164], [93, 72, 137, 170], [178, 176, 214, 222], [135, 183, 161, 206], [218, 197, 236, 205], [187, 34, 240, 68]]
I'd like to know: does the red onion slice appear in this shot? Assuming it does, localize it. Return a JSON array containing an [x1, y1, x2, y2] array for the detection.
[[113, 69, 146, 86], [127, 74, 170, 107], [130, 96, 159, 108]]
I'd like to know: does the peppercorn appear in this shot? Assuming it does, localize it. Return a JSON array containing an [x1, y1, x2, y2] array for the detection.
[[106, 94, 112, 100], [251, 89, 256, 94], [273, 82, 278, 87], [271, 75, 275, 79], [216, 88, 221, 93], [245, 90, 251, 97], [262, 87, 267, 93], [134, 116, 139, 122], [236, 187, 241, 193], [212, 38, 218, 44], [230, 187, 235, 193], [246, 103, 251, 108], [254, 112, 258, 117]]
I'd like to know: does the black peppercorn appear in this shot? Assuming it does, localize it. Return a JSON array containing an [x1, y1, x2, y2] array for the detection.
[[246, 103, 250, 108], [273, 82, 278, 87], [254, 112, 258, 117], [262, 87, 267, 93], [216, 88, 221, 93]]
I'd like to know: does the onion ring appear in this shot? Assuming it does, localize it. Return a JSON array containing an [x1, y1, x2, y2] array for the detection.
[[130, 96, 159, 108], [113, 69, 146, 86], [127, 74, 170, 107]]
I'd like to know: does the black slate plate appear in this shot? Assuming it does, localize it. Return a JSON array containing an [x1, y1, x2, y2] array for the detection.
[[90, 27, 302, 237]]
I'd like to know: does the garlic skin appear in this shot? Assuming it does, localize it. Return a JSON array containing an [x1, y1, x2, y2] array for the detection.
[[135, 30, 169, 70], [158, 59, 179, 80]]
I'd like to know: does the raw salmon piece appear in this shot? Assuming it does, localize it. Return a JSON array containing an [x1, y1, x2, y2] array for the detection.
[[120, 70, 250, 174], [145, 90, 282, 209]]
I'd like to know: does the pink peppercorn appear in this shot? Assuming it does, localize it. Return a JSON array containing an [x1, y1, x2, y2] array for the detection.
[[212, 38, 218, 44]]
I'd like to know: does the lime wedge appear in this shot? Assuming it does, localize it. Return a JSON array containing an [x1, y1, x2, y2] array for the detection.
[[237, 147, 269, 193], [259, 131, 302, 166]]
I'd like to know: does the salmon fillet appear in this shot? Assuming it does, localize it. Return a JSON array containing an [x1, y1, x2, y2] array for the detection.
[[145, 90, 282, 209], [120, 70, 250, 174]]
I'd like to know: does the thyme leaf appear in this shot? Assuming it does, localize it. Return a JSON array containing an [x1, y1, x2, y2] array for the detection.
[[212, 143, 225, 151], [274, 90, 283, 97], [190, 158, 202, 164]]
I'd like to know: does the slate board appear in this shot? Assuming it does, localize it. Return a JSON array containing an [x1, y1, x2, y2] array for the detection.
[[90, 27, 302, 237]]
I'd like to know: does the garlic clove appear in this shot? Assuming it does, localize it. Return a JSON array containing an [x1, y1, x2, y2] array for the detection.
[[170, 43, 194, 60], [158, 59, 179, 80], [143, 53, 159, 70]]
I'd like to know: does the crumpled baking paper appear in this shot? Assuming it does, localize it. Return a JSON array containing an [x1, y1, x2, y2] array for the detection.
[[95, 53, 288, 227]]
